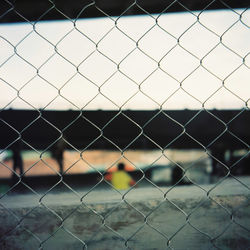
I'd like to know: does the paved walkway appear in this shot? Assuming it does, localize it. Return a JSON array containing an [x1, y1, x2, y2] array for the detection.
[[1, 176, 249, 209]]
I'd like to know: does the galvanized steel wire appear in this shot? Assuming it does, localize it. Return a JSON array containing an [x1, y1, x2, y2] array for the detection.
[[0, 0, 249, 249]]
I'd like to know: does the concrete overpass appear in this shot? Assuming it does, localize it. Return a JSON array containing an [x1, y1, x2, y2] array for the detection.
[[0, 109, 249, 152], [1, 0, 248, 23]]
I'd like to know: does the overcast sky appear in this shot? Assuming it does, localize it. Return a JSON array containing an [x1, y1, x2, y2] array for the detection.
[[0, 8, 249, 110]]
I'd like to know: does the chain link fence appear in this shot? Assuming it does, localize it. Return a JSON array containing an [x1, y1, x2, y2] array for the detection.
[[0, 0, 249, 249]]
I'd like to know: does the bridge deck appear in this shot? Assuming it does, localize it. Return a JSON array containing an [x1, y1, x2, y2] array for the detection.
[[0, 109, 249, 151]]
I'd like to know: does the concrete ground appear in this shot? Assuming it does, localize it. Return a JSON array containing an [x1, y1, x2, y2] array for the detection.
[[1, 176, 250, 208], [0, 177, 249, 249]]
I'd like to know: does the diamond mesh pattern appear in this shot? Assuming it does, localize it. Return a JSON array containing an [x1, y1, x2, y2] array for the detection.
[[0, 0, 249, 249]]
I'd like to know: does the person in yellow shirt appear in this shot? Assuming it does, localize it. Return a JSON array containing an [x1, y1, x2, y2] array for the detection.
[[110, 163, 136, 190]]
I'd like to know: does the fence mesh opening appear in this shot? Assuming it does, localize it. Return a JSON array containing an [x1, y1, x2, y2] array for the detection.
[[0, 0, 249, 249]]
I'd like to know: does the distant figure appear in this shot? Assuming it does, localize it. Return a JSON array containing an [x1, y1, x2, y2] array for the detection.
[[210, 142, 228, 176], [110, 163, 136, 190], [11, 140, 24, 180], [51, 137, 66, 174], [171, 164, 184, 185]]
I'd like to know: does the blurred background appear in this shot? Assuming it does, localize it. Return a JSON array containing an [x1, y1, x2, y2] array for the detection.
[[0, 1, 249, 193]]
